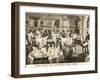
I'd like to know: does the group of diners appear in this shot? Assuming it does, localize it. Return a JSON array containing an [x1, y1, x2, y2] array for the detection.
[[26, 28, 89, 64]]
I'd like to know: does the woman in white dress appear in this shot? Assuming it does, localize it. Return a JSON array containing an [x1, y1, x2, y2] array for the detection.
[[27, 30, 34, 46], [48, 43, 59, 63], [52, 30, 56, 44], [56, 43, 64, 62], [35, 33, 42, 47], [41, 45, 48, 58], [28, 46, 37, 64]]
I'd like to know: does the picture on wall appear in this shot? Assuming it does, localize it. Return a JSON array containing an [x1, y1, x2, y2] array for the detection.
[[11, 2, 98, 78]]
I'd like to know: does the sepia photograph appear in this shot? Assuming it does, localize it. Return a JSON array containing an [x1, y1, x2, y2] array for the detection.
[[25, 13, 90, 65], [11, 2, 97, 77]]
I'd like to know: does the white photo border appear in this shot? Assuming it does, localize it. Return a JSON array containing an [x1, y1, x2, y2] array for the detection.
[[19, 5, 96, 75]]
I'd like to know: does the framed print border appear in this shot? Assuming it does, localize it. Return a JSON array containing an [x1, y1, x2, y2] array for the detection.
[[11, 2, 98, 78]]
